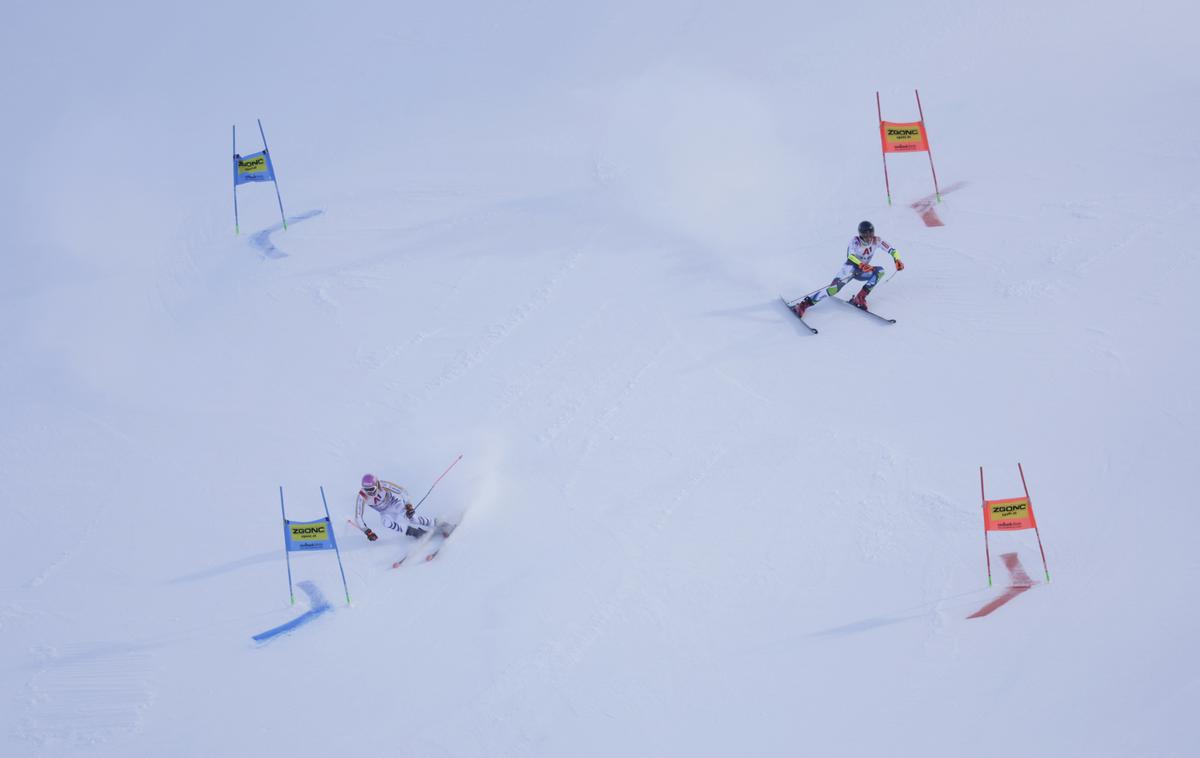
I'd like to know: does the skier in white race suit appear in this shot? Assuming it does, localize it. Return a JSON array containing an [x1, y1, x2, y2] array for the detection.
[[353, 473, 451, 542], [791, 220, 905, 317]]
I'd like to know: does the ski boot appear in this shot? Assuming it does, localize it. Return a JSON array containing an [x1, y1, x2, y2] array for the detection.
[[849, 288, 870, 310], [434, 518, 456, 538], [792, 297, 814, 317]]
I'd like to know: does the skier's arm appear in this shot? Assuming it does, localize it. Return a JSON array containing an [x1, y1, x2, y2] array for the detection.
[[846, 240, 873, 271], [354, 495, 378, 541], [380, 480, 409, 499], [846, 239, 863, 266], [848, 254, 873, 272], [380, 480, 412, 511], [374, 481, 435, 530], [380, 510, 433, 534], [879, 238, 904, 270]]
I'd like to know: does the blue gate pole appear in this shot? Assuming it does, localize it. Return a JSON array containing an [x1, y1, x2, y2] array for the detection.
[[257, 118, 288, 230], [280, 486, 295, 605], [320, 486, 352, 605], [233, 125, 241, 234]]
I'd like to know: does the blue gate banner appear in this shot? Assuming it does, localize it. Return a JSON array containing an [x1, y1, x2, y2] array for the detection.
[[234, 149, 276, 185], [284, 518, 336, 551]]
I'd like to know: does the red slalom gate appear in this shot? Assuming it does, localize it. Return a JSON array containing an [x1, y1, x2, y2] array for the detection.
[[980, 463, 1051, 586], [876, 89, 943, 205]]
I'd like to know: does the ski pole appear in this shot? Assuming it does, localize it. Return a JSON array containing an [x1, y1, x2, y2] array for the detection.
[[413, 454, 464, 511], [871, 265, 903, 289], [346, 518, 377, 541]]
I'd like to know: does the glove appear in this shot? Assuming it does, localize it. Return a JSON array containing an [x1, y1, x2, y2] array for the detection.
[[364, 528, 378, 542], [858, 261, 873, 273], [894, 258, 905, 271], [405, 503, 415, 518]]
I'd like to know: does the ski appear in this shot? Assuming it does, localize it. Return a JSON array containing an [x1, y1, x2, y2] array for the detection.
[[391, 529, 439, 568], [421, 523, 459, 563], [779, 296, 817, 334], [834, 296, 896, 324], [391, 522, 458, 568]]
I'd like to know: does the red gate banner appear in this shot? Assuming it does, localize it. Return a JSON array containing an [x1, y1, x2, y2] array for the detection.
[[880, 121, 929, 153], [984, 496, 1037, 531]]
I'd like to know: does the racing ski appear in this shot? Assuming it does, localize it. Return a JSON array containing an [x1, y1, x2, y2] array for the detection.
[[779, 296, 818, 334], [835, 296, 896, 324]]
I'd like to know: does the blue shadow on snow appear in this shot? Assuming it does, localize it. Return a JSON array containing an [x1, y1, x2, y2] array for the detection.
[[250, 209, 324, 259], [252, 580, 331, 644]]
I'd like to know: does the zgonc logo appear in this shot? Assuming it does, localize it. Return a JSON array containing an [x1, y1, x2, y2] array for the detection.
[[291, 525, 328, 540], [991, 503, 1028, 517], [238, 156, 267, 173]]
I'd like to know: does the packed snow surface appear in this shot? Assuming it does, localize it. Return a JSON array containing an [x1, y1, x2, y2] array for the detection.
[[2, 2, 1197, 756]]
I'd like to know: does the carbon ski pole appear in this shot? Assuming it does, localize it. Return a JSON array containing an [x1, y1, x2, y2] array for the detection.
[[412, 454, 464, 512]]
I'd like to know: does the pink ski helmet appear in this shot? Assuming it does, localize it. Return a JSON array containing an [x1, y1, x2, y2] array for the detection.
[[361, 473, 379, 493]]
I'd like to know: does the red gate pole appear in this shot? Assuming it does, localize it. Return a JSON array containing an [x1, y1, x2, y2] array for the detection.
[[1018, 463, 1051, 583], [980, 466, 993, 587], [877, 91, 893, 206], [914, 89, 942, 203]]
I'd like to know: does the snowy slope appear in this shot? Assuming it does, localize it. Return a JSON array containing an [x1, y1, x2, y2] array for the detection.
[[2, 1, 1198, 756]]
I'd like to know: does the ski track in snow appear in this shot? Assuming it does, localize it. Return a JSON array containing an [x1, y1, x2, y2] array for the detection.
[[563, 338, 674, 475], [395, 247, 587, 408], [16, 644, 155, 749], [350, 258, 484, 375], [23, 415, 136, 591], [492, 301, 614, 416], [6, 5, 1199, 755], [535, 335, 672, 449], [443, 429, 740, 754]]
